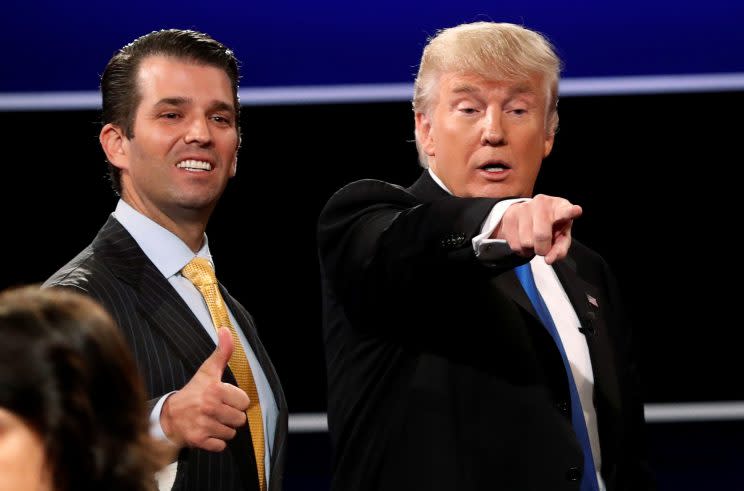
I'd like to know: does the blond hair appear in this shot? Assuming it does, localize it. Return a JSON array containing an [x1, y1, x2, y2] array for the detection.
[[413, 22, 562, 167]]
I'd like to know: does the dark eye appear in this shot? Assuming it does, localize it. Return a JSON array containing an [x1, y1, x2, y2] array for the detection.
[[510, 108, 527, 116], [212, 115, 232, 124], [459, 107, 477, 115], [161, 112, 180, 119]]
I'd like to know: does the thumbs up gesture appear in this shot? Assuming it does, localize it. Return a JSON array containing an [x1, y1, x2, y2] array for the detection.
[[160, 328, 251, 451]]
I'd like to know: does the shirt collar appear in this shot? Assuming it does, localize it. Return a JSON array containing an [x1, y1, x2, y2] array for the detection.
[[112, 199, 213, 279], [428, 168, 453, 195]]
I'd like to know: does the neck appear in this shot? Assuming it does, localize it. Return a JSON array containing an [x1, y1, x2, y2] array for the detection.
[[122, 196, 210, 252], [167, 218, 207, 252]]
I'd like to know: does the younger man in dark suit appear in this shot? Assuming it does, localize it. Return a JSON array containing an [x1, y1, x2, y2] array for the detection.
[[318, 22, 654, 491], [45, 29, 286, 491]]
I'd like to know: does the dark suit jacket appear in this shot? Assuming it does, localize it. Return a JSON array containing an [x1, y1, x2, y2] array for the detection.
[[45, 215, 287, 491], [317, 172, 654, 491]]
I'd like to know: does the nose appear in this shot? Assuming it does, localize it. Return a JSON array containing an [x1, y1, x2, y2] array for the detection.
[[184, 116, 213, 145], [481, 112, 505, 146]]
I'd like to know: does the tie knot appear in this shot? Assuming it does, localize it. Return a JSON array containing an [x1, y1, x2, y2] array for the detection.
[[181, 257, 217, 287]]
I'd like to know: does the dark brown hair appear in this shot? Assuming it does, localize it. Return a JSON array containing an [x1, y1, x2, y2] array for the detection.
[[0, 286, 166, 491], [100, 29, 241, 195]]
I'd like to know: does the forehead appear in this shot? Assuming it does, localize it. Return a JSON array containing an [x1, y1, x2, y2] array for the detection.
[[437, 71, 545, 99], [135, 55, 234, 104]]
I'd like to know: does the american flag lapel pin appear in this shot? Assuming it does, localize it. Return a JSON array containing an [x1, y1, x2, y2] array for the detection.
[[586, 294, 599, 308]]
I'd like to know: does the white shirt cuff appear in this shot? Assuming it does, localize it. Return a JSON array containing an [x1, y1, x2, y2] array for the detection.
[[150, 391, 178, 443], [472, 198, 530, 260]]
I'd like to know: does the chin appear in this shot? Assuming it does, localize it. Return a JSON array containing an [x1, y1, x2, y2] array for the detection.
[[469, 184, 509, 199]]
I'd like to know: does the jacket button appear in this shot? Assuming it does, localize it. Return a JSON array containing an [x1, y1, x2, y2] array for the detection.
[[555, 400, 569, 416], [565, 466, 582, 481]]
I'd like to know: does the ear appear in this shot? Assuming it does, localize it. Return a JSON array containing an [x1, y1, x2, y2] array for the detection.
[[100, 123, 129, 170], [543, 130, 555, 159], [230, 135, 240, 177], [415, 112, 436, 157], [230, 155, 238, 177]]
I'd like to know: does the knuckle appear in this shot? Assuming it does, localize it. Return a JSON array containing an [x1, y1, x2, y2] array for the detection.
[[202, 401, 219, 418], [195, 414, 212, 432], [510, 201, 528, 217], [187, 429, 206, 447]]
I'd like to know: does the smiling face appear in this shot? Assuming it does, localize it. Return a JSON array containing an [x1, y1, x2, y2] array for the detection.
[[415, 71, 555, 198], [101, 55, 239, 227]]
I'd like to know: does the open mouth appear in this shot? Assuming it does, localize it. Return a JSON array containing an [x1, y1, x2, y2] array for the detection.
[[479, 161, 510, 173], [176, 159, 213, 172]]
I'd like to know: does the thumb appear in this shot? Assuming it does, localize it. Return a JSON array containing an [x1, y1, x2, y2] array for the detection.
[[199, 327, 234, 378]]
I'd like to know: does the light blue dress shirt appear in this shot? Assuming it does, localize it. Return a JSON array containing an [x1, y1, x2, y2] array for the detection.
[[113, 199, 278, 484]]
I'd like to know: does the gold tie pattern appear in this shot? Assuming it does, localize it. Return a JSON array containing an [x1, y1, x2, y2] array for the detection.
[[182, 257, 265, 491]]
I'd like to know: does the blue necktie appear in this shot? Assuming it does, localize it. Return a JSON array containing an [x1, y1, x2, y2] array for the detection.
[[515, 263, 600, 491]]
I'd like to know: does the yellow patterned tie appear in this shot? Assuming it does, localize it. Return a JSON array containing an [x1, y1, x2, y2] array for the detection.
[[182, 257, 265, 491]]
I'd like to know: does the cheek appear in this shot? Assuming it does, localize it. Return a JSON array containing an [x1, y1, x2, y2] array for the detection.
[[219, 135, 239, 160], [437, 126, 472, 159], [0, 430, 46, 487]]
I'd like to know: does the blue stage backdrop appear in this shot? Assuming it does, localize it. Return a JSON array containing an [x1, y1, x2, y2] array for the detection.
[[3, 0, 743, 92]]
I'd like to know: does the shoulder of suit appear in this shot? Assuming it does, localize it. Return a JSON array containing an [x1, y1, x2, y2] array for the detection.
[[321, 179, 416, 215], [333, 178, 410, 200], [318, 179, 419, 238], [43, 243, 113, 292]]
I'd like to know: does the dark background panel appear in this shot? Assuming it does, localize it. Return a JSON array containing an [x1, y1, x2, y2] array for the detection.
[[3, 1, 744, 91], [1, 91, 742, 410]]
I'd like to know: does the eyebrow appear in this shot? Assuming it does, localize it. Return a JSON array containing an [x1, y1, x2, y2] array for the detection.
[[209, 100, 235, 115], [153, 97, 235, 115], [508, 83, 537, 97], [450, 82, 537, 98], [451, 84, 480, 95], [154, 97, 191, 108]]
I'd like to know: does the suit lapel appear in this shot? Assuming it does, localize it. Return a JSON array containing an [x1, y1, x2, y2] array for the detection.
[[92, 216, 228, 378], [553, 257, 622, 413], [490, 268, 541, 320]]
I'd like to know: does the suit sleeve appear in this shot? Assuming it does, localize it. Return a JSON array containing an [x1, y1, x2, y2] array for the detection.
[[318, 180, 527, 333]]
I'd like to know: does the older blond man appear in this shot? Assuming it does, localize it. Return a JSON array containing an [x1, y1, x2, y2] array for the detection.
[[318, 22, 654, 491]]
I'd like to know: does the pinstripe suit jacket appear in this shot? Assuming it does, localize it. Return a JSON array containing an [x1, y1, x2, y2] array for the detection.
[[44, 215, 288, 491]]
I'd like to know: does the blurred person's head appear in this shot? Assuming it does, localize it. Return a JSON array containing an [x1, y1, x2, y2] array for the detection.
[[0, 286, 165, 491], [413, 22, 561, 198]]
